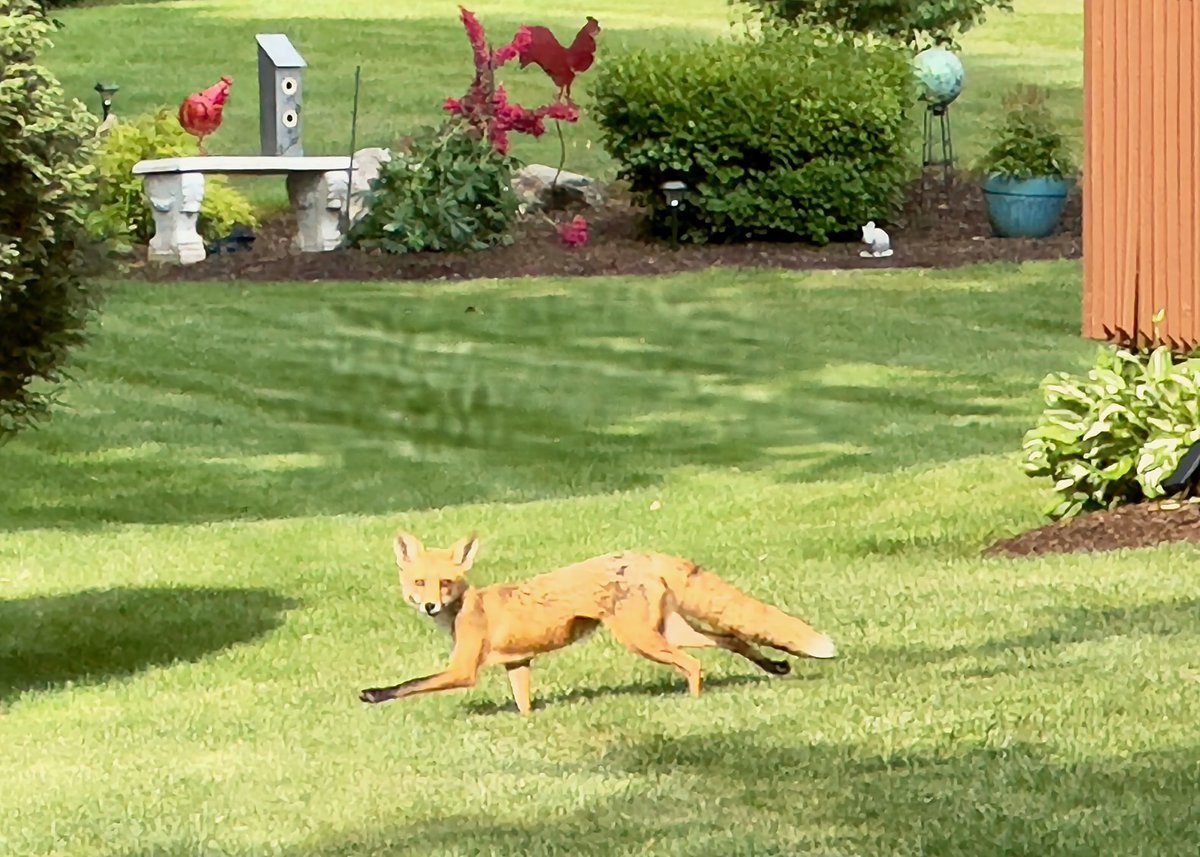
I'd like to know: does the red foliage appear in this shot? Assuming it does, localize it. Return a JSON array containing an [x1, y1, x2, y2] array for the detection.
[[445, 7, 597, 154], [557, 215, 589, 247], [177, 76, 233, 154]]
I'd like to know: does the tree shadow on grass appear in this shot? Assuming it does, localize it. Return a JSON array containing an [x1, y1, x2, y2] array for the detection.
[[0, 586, 298, 701]]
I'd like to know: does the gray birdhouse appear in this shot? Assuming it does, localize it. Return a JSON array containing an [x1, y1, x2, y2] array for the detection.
[[256, 33, 306, 157]]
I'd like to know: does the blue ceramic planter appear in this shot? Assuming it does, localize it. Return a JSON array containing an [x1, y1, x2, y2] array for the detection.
[[981, 175, 1072, 238]]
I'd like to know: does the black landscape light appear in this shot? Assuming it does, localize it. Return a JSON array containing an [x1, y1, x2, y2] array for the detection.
[[94, 82, 119, 119], [205, 223, 257, 257], [660, 179, 688, 248], [1161, 442, 1200, 496]]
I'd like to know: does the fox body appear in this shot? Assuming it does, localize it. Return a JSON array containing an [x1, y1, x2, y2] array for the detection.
[[359, 532, 836, 715]]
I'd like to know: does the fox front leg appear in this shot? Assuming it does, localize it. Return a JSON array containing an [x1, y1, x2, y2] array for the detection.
[[361, 620, 485, 705], [359, 666, 479, 704]]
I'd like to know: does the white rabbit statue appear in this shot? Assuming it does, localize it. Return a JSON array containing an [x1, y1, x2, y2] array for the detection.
[[860, 221, 893, 258]]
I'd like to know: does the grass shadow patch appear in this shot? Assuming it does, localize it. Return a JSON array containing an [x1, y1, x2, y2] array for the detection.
[[0, 585, 298, 700], [461, 671, 779, 716]]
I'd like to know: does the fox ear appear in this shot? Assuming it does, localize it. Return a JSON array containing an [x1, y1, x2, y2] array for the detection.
[[450, 533, 481, 570], [394, 531, 424, 564]]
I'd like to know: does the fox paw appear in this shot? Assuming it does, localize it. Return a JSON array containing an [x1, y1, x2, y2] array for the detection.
[[359, 687, 393, 704]]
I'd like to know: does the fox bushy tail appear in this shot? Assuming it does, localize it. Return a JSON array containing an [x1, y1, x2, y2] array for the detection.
[[678, 566, 836, 659]]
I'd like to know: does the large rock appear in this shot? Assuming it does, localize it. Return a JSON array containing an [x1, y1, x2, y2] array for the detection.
[[513, 163, 603, 211]]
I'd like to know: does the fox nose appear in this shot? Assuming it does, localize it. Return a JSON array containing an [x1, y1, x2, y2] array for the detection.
[[423, 602, 438, 615]]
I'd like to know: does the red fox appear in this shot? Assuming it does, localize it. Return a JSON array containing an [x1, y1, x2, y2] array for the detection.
[[359, 532, 836, 715]]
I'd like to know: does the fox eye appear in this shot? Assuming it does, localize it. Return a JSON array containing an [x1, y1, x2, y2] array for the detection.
[[413, 579, 425, 587]]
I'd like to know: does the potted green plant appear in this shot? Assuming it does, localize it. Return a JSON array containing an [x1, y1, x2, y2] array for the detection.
[[977, 85, 1077, 238]]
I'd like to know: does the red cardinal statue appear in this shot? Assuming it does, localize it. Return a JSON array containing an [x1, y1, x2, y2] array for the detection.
[[178, 75, 233, 155], [518, 17, 600, 102]]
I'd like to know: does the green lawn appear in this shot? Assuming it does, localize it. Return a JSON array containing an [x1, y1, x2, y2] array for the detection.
[[5, 262, 1200, 855], [47, 0, 1083, 211]]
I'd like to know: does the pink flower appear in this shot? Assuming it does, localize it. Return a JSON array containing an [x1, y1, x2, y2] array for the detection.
[[493, 43, 519, 65], [489, 124, 511, 154], [443, 97, 464, 114], [493, 29, 532, 68], [540, 101, 580, 123], [557, 215, 589, 247], [507, 26, 535, 63], [459, 6, 489, 69]]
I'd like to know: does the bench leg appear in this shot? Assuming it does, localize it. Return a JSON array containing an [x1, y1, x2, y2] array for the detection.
[[145, 173, 206, 265], [287, 170, 349, 253]]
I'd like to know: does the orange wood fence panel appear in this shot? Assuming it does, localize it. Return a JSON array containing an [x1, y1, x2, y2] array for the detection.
[[1083, 0, 1200, 351]]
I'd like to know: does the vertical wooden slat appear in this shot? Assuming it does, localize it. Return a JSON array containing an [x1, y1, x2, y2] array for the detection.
[[1185, 0, 1195, 348], [1190, 1, 1200, 350], [1165, 0, 1182, 350], [1102, 0, 1117, 342], [1118, 0, 1139, 344], [1099, 0, 1118, 340], [1082, 0, 1096, 339], [1138, 2, 1156, 346], [1099, 0, 1118, 342], [1151, 2, 1167, 347]]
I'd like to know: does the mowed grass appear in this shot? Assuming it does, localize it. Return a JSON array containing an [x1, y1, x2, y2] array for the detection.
[[46, 0, 1082, 211], [6, 262, 1200, 855]]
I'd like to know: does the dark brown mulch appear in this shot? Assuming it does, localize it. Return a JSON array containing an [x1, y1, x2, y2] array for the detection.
[[121, 170, 1082, 284], [984, 499, 1200, 558]]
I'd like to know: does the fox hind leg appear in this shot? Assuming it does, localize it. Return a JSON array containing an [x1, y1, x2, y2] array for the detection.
[[505, 661, 533, 716], [662, 612, 790, 676], [603, 615, 704, 697]]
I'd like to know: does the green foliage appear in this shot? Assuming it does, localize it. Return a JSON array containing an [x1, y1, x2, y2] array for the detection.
[[1022, 343, 1200, 519], [87, 107, 257, 249], [733, 0, 1013, 49], [0, 1, 103, 439], [976, 85, 1076, 180], [592, 27, 918, 246], [347, 120, 521, 254]]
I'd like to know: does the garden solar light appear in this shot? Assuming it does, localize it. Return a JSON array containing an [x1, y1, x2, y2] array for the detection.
[[94, 82, 119, 119], [660, 180, 687, 249], [661, 180, 687, 208]]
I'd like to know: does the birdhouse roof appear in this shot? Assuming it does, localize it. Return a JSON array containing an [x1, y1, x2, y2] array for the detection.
[[255, 34, 307, 68]]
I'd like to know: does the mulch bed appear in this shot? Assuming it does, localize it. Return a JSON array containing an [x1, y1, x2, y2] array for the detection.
[[984, 499, 1200, 558], [122, 169, 1083, 284]]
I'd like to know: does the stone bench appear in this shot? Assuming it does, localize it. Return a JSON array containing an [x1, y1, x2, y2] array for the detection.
[[133, 155, 353, 265]]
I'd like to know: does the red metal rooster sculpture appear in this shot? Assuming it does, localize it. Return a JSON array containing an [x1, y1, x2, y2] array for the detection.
[[518, 16, 600, 102], [178, 75, 233, 155]]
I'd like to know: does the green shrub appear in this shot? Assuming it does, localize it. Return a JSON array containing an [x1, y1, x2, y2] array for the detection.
[[87, 107, 257, 249], [592, 27, 918, 245], [734, 0, 1013, 49], [0, 2, 103, 438], [346, 120, 521, 254], [976, 85, 1077, 181], [1021, 343, 1200, 520]]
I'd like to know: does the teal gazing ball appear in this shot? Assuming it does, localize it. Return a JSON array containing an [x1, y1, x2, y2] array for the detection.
[[913, 48, 965, 107]]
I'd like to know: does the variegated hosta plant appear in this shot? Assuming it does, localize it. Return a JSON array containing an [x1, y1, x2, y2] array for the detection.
[[1021, 343, 1200, 519]]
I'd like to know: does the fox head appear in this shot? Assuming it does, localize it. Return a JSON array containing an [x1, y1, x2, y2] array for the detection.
[[392, 531, 480, 617]]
